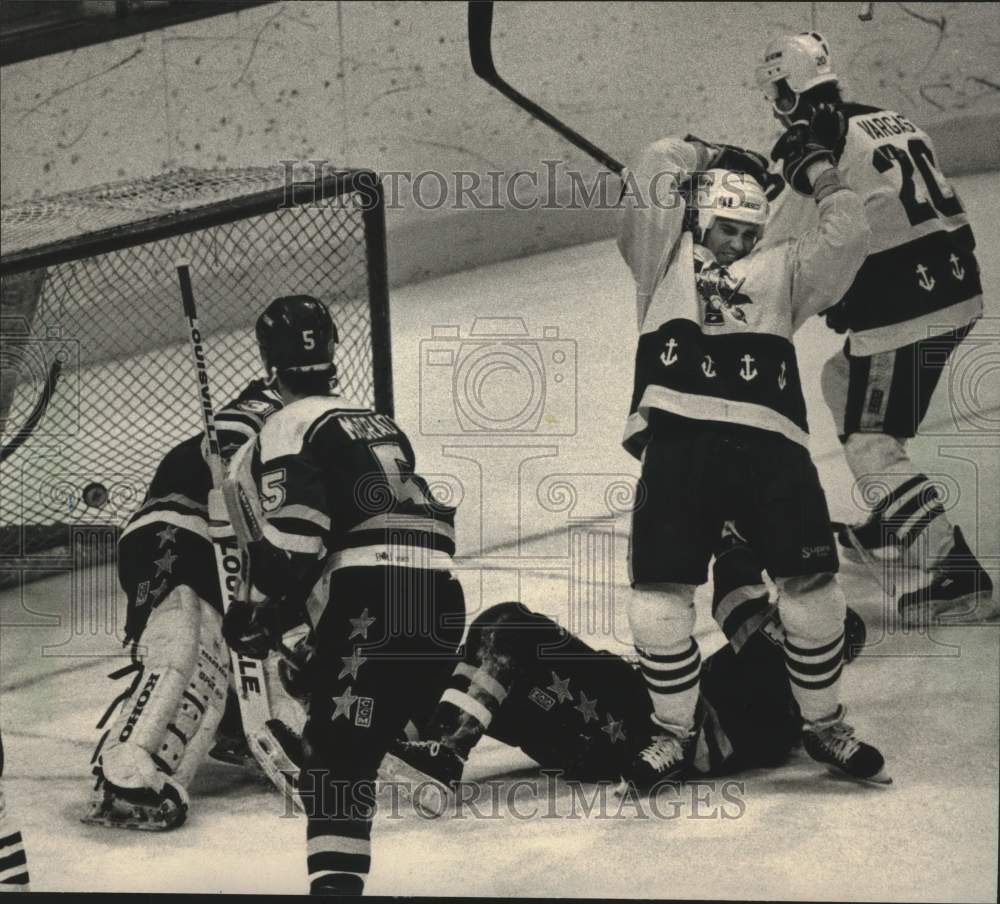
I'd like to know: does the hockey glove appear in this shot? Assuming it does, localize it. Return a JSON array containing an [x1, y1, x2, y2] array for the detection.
[[223, 598, 280, 660], [770, 103, 846, 195], [684, 134, 770, 186]]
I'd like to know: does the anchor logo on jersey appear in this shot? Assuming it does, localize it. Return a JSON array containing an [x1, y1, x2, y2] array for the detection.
[[660, 337, 679, 367], [778, 361, 787, 390], [949, 253, 965, 280], [696, 263, 753, 326], [916, 263, 936, 292], [740, 353, 758, 382], [702, 354, 717, 378]]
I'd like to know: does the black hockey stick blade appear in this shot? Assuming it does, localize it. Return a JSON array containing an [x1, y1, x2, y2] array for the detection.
[[0, 358, 63, 464], [468, 1, 624, 174]]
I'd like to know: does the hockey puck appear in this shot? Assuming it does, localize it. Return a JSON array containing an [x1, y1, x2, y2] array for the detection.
[[82, 482, 109, 508]]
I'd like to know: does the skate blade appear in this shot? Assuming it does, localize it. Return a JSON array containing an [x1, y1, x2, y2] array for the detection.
[[379, 754, 454, 818], [900, 590, 999, 627], [933, 590, 999, 624], [825, 765, 893, 787]]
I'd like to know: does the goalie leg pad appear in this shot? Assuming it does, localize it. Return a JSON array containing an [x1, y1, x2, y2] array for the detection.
[[99, 585, 229, 794]]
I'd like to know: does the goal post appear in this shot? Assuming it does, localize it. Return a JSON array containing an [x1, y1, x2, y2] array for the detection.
[[0, 164, 392, 581]]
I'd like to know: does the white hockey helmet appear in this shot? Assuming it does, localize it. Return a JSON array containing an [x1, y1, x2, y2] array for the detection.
[[693, 169, 769, 237], [755, 32, 838, 117]]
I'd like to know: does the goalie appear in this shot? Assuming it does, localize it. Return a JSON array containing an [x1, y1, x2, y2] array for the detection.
[[83, 378, 302, 831]]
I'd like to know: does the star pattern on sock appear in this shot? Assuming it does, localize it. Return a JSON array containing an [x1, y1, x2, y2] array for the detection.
[[153, 548, 178, 576], [331, 686, 359, 721], [338, 649, 367, 681], [156, 525, 178, 548], [601, 714, 625, 744], [548, 671, 572, 703], [574, 691, 599, 724], [349, 609, 376, 640]]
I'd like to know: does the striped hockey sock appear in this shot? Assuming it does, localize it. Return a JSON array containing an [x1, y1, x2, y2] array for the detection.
[[0, 829, 30, 890], [304, 790, 372, 896], [634, 637, 702, 733], [783, 630, 845, 722], [861, 474, 953, 564], [427, 662, 508, 758]]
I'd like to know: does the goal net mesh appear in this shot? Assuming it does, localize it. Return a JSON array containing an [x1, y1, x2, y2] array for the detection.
[[0, 166, 390, 577]]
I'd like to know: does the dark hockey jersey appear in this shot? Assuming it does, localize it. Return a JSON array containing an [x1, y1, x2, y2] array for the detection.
[[618, 137, 870, 456], [762, 104, 982, 355], [117, 379, 283, 639], [230, 396, 456, 602]]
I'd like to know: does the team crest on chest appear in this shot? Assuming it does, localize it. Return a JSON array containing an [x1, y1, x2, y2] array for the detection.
[[697, 263, 753, 326]]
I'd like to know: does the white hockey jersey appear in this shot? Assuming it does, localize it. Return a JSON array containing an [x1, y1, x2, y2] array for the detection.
[[761, 104, 983, 355], [618, 137, 870, 456]]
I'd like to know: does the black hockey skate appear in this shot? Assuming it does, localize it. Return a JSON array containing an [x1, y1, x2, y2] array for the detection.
[[621, 720, 695, 792], [380, 740, 465, 817], [897, 527, 997, 625], [801, 705, 891, 786], [82, 778, 189, 831]]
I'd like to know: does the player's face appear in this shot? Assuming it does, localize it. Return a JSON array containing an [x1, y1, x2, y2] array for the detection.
[[703, 218, 761, 265]]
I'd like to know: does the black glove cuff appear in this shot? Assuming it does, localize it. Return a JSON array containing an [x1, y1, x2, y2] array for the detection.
[[786, 148, 835, 195]]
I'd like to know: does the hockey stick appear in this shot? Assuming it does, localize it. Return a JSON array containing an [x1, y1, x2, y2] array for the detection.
[[468, 1, 624, 174], [176, 262, 302, 810], [0, 358, 62, 464]]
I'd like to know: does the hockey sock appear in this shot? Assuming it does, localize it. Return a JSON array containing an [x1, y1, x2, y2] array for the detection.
[[300, 749, 374, 897], [0, 787, 30, 890], [634, 637, 701, 734], [0, 829, 29, 889], [783, 629, 845, 722], [426, 662, 508, 759]]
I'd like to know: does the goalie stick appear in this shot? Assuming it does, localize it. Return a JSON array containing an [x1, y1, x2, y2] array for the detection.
[[176, 262, 302, 811], [468, 1, 624, 174]]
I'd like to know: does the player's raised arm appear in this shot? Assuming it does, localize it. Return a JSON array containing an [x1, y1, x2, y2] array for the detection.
[[772, 105, 872, 328], [617, 137, 706, 328]]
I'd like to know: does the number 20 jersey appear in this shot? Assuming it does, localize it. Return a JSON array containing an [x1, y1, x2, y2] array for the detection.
[[230, 396, 456, 571], [764, 104, 982, 356]]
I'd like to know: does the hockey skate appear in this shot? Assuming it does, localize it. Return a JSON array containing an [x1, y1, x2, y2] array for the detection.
[[897, 527, 997, 626], [380, 739, 465, 818], [82, 777, 189, 831], [621, 719, 695, 792], [801, 705, 891, 786]]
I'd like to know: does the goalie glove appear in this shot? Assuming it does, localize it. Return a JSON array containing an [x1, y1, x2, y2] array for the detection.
[[222, 598, 281, 660], [770, 103, 846, 196]]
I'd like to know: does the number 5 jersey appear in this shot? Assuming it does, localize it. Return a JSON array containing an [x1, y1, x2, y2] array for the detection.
[[228, 397, 456, 605]]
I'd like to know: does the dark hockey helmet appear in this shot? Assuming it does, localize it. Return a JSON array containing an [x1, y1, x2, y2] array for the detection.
[[255, 295, 338, 380]]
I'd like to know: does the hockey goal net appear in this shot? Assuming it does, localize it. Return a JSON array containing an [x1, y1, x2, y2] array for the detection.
[[0, 165, 392, 584]]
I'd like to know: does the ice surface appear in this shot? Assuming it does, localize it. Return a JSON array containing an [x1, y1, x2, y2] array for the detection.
[[1, 172, 998, 899]]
